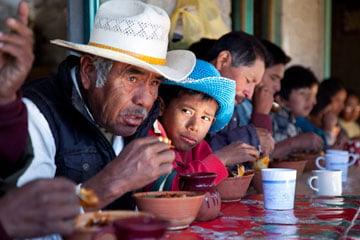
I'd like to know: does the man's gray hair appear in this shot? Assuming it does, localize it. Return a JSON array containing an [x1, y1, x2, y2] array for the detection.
[[92, 56, 113, 87]]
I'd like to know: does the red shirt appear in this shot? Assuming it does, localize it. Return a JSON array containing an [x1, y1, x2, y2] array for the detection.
[[148, 121, 228, 190]]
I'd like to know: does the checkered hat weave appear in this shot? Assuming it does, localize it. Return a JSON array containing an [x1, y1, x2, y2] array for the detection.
[[162, 59, 235, 132]]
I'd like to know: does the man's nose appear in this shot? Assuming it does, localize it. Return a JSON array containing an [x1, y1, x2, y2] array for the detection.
[[133, 82, 156, 108]]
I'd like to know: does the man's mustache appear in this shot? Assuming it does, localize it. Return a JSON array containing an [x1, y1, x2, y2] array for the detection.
[[119, 108, 148, 118]]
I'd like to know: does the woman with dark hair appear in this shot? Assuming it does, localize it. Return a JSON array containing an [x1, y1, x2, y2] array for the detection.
[[296, 77, 348, 148], [339, 89, 360, 139]]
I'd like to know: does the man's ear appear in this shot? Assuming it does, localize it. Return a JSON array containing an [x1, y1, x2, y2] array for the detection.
[[80, 55, 96, 90], [212, 50, 232, 71], [157, 96, 165, 117]]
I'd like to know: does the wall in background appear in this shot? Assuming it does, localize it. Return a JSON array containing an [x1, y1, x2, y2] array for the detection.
[[281, 0, 325, 81], [331, 0, 360, 93]]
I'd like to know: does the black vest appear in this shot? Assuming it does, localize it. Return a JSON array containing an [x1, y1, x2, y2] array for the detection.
[[23, 56, 160, 209]]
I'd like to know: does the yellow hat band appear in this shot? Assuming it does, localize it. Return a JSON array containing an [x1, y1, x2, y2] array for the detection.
[[88, 42, 166, 65]]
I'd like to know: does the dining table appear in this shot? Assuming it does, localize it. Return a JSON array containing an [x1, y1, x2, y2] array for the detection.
[[163, 165, 360, 239]]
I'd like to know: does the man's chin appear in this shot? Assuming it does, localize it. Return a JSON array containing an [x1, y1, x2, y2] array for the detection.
[[112, 125, 139, 137]]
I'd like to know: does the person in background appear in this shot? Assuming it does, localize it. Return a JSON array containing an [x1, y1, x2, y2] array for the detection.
[[0, 0, 33, 179], [0, 2, 80, 239], [148, 60, 259, 191], [270, 66, 323, 159], [19, 0, 196, 213], [338, 89, 360, 139], [296, 77, 348, 148], [190, 31, 274, 160], [236, 39, 291, 128]]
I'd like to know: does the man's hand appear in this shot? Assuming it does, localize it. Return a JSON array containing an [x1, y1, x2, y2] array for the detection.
[[256, 127, 275, 156], [213, 141, 260, 167], [0, 178, 80, 238], [0, 1, 34, 105], [82, 136, 175, 210], [252, 85, 274, 115]]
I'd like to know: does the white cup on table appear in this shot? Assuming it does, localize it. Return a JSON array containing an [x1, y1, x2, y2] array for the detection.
[[307, 170, 342, 196], [261, 168, 297, 210], [315, 149, 356, 182]]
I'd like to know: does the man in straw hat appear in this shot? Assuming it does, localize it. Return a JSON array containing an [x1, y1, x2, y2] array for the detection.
[[20, 0, 196, 211]]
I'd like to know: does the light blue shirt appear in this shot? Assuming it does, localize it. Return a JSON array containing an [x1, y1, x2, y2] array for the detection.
[[235, 98, 253, 126]]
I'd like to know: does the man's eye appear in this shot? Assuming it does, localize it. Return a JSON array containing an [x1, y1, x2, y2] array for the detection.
[[128, 76, 137, 82], [150, 80, 161, 86]]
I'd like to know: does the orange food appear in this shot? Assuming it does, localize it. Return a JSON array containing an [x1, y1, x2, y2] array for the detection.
[[84, 212, 111, 227], [237, 165, 245, 177], [78, 187, 99, 207], [158, 136, 175, 148], [253, 156, 270, 172]]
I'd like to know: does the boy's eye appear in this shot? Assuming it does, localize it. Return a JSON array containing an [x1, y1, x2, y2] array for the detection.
[[182, 109, 192, 115], [202, 116, 212, 121]]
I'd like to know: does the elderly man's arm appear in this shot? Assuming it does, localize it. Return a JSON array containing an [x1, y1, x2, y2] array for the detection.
[[82, 136, 175, 210]]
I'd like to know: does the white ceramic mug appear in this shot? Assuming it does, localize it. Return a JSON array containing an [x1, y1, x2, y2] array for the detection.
[[307, 170, 342, 196], [315, 149, 356, 182], [261, 168, 297, 210]]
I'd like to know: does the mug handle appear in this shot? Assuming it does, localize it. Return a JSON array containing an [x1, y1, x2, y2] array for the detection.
[[348, 153, 357, 167], [307, 176, 319, 192], [315, 156, 326, 169]]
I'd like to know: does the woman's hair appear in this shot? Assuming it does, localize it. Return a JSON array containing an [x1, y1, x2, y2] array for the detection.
[[311, 77, 345, 115], [195, 31, 271, 68], [279, 65, 318, 100]]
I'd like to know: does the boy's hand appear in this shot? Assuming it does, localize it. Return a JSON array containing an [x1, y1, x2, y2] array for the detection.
[[255, 128, 274, 156], [213, 141, 260, 167]]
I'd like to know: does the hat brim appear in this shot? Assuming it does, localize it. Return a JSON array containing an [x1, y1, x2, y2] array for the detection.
[[50, 39, 195, 82]]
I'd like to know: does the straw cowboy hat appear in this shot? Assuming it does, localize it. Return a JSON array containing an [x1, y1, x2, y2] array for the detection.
[[162, 59, 235, 132], [51, 0, 195, 81]]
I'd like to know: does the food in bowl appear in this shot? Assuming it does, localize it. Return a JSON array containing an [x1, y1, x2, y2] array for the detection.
[[216, 170, 254, 202], [133, 191, 205, 230], [289, 151, 325, 171], [269, 158, 308, 176], [145, 192, 190, 198]]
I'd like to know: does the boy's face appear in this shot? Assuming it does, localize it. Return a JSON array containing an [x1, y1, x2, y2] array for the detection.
[[161, 94, 218, 152], [261, 63, 285, 95], [331, 89, 347, 116], [342, 95, 359, 121], [283, 87, 314, 118]]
